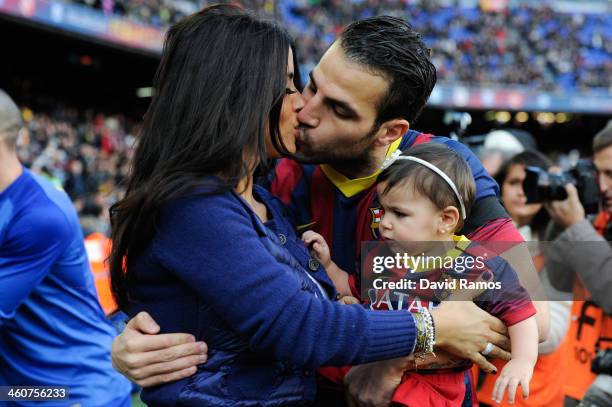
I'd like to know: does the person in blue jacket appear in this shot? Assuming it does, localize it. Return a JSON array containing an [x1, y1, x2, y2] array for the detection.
[[108, 5, 511, 406], [0, 90, 132, 406]]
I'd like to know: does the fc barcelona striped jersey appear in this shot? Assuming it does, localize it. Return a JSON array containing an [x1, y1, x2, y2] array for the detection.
[[269, 130, 523, 274]]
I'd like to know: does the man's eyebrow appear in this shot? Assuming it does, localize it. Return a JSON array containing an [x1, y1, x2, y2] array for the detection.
[[309, 71, 359, 118]]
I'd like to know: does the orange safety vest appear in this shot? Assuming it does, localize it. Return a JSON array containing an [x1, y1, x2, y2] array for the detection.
[[84, 232, 118, 315], [475, 254, 565, 407], [560, 211, 612, 401]]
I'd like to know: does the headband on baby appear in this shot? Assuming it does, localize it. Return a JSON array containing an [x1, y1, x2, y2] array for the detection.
[[380, 150, 467, 220]]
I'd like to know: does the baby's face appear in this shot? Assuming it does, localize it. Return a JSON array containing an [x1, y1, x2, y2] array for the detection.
[[377, 182, 448, 254]]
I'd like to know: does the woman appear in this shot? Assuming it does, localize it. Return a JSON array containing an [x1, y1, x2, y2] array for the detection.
[[110, 5, 505, 405], [476, 150, 571, 406], [495, 151, 553, 241]]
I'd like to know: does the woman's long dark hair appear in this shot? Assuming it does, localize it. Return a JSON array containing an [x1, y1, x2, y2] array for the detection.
[[109, 4, 301, 311]]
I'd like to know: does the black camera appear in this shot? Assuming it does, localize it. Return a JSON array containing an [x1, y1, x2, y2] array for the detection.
[[523, 160, 600, 214], [591, 348, 612, 375]]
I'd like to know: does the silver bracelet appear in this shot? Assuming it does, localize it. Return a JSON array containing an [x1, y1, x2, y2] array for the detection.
[[419, 307, 436, 355]]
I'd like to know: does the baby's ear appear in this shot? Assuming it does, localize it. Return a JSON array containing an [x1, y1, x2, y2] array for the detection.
[[438, 206, 460, 234]]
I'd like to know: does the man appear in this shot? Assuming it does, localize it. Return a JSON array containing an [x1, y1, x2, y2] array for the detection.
[[0, 90, 132, 406], [111, 16, 547, 406], [544, 121, 612, 407]]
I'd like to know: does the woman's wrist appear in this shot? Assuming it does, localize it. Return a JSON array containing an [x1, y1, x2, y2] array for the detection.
[[429, 306, 448, 349]]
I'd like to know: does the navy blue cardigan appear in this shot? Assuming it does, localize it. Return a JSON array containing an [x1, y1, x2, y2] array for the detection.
[[127, 185, 416, 406]]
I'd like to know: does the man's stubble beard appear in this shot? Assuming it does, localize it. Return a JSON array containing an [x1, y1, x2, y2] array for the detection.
[[293, 125, 380, 177]]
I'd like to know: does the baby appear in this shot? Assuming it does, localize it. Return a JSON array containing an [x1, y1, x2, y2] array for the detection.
[[303, 143, 538, 405]]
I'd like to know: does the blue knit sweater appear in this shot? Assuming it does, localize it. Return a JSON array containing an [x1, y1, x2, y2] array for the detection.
[[128, 185, 416, 406]]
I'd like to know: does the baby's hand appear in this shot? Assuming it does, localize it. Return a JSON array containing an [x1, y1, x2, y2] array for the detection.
[[492, 358, 534, 404], [301, 230, 331, 267], [338, 295, 360, 305]]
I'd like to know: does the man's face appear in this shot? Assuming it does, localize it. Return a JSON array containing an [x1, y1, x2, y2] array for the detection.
[[295, 42, 390, 166], [594, 144, 612, 213]]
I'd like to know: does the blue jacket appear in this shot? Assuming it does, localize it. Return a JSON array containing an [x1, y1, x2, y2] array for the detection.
[[128, 184, 417, 406]]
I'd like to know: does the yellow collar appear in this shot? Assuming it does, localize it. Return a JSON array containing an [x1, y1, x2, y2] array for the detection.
[[408, 235, 471, 273], [319, 138, 402, 198]]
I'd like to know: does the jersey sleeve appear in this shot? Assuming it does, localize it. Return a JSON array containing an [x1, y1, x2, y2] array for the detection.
[[0, 204, 72, 326], [473, 258, 536, 326], [440, 138, 500, 200], [269, 159, 313, 228]]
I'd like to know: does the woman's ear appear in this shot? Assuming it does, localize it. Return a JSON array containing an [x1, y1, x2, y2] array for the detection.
[[437, 206, 460, 235]]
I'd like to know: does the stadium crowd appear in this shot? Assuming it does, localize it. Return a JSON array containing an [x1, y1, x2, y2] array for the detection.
[[15, 108, 136, 236], [285, 0, 611, 92], [65, 0, 612, 92]]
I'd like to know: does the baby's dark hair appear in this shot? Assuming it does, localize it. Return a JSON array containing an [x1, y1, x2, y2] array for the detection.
[[378, 143, 476, 231]]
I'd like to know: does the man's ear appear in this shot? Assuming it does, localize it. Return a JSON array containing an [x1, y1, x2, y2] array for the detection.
[[373, 119, 410, 147]]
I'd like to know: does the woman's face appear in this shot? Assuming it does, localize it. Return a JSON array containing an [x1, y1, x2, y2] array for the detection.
[[266, 48, 305, 158], [501, 163, 543, 226]]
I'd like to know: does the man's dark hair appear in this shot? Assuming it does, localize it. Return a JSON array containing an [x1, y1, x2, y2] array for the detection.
[[339, 16, 437, 126], [593, 120, 612, 154]]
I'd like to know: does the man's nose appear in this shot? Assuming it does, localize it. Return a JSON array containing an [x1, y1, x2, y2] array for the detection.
[[297, 97, 320, 128], [597, 173, 608, 194]]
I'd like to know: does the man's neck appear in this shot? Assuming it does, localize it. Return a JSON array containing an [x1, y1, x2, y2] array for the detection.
[[331, 144, 390, 180], [0, 147, 23, 193]]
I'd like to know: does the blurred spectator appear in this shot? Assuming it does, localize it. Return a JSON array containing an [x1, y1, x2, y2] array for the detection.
[[477, 129, 537, 176], [543, 121, 612, 406], [16, 107, 137, 236], [495, 150, 552, 240], [477, 150, 571, 407]]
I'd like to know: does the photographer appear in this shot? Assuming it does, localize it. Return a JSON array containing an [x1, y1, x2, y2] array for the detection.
[[476, 150, 571, 407], [543, 121, 612, 407]]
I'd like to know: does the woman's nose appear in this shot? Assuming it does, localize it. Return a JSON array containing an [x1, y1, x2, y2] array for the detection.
[[292, 91, 305, 111]]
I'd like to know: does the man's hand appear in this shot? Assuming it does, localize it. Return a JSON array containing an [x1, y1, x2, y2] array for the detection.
[[111, 312, 208, 387], [432, 301, 511, 374], [344, 358, 405, 407], [545, 184, 586, 229]]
